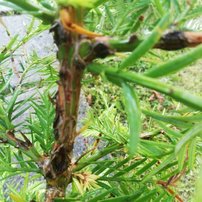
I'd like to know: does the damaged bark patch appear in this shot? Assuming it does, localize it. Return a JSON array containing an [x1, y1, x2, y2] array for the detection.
[[51, 144, 70, 175], [92, 42, 114, 58], [155, 31, 202, 50], [155, 31, 187, 50]]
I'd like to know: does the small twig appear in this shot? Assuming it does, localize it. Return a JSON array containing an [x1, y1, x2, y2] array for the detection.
[[6, 130, 31, 150], [167, 168, 186, 186], [157, 168, 186, 202], [157, 180, 184, 202], [74, 136, 101, 165], [90, 134, 101, 155], [75, 120, 91, 136], [20, 131, 32, 147], [74, 148, 95, 165]]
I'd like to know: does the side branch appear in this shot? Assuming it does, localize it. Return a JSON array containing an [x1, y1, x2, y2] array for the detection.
[[87, 63, 202, 111], [94, 31, 202, 53], [2, 131, 41, 161]]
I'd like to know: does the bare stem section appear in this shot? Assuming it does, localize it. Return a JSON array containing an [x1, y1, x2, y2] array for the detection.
[[42, 7, 85, 201]]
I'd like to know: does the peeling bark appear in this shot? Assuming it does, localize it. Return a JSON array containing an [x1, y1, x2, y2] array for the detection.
[[43, 8, 85, 201]]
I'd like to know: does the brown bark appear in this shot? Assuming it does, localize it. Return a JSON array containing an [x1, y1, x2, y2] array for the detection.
[[94, 31, 202, 54], [42, 7, 85, 201]]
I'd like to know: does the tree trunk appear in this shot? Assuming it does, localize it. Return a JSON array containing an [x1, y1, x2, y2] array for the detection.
[[43, 7, 85, 202]]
